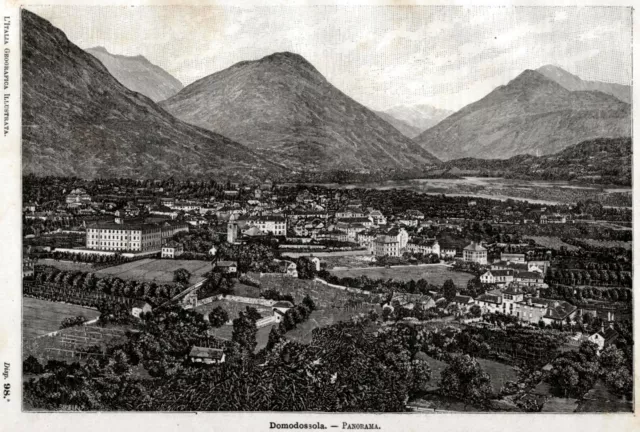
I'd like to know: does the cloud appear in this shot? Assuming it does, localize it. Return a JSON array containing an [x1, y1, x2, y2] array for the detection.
[[554, 11, 568, 22], [30, 5, 632, 112]]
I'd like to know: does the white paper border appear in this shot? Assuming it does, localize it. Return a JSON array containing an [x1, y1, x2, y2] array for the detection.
[[0, 1, 637, 431]]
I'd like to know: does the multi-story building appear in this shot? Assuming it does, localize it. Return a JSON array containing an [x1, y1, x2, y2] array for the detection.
[[335, 217, 374, 228], [247, 215, 287, 236], [406, 239, 440, 257], [500, 252, 525, 263], [515, 271, 546, 287], [357, 229, 379, 253], [149, 205, 178, 219], [86, 220, 188, 252], [161, 221, 189, 243], [66, 188, 91, 207], [479, 269, 514, 286], [374, 235, 400, 257], [463, 242, 487, 264], [335, 221, 367, 241], [368, 210, 387, 226], [335, 207, 366, 219], [540, 214, 567, 224], [475, 293, 503, 314], [162, 241, 184, 259], [86, 223, 163, 252]]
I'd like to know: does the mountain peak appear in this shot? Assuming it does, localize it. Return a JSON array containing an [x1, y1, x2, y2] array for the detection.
[[254, 51, 322, 77], [261, 51, 308, 63], [509, 69, 550, 84], [85, 45, 183, 102], [22, 9, 272, 180], [87, 46, 109, 54], [161, 51, 440, 172], [414, 64, 631, 161], [537, 64, 571, 74]]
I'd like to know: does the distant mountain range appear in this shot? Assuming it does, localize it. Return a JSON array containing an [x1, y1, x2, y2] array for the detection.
[[86, 46, 184, 102], [440, 137, 631, 186], [22, 10, 633, 182], [415, 69, 631, 161], [160, 52, 440, 173], [536, 65, 631, 104], [372, 111, 423, 139], [22, 10, 282, 180], [376, 104, 453, 138]]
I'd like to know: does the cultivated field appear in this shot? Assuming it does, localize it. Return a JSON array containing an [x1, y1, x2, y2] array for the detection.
[[253, 273, 380, 309], [195, 299, 272, 321], [321, 255, 377, 270], [526, 236, 579, 251], [23, 297, 100, 339], [37, 258, 96, 272], [208, 322, 275, 351], [232, 281, 261, 298], [285, 305, 381, 344], [329, 264, 475, 286], [95, 258, 212, 284], [24, 323, 128, 363], [477, 358, 518, 393], [579, 239, 632, 250]]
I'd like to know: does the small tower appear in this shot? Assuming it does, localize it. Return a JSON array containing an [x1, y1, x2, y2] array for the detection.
[[227, 221, 238, 244]]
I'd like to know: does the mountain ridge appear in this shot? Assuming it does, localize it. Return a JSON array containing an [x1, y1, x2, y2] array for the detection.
[[86, 46, 184, 102], [160, 51, 441, 172], [414, 68, 631, 161], [536, 64, 631, 104], [22, 9, 283, 181], [380, 104, 453, 134], [440, 137, 632, 186]]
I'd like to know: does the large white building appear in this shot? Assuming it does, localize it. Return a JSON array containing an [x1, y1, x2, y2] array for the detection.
[[247, 215, 287, 236], [406, 239, 440, 256], [86, 221, 188, 252], [463, 242, 487, 264], [372, 227, 409, 257]]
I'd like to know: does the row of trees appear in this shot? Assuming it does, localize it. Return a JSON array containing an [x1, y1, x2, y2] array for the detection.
[[542, 285, 632, 302], [318, 270, 444, 295], [44, 251, 138, 265], [33, 266, 184, 304], [545, 268, 632, 287]]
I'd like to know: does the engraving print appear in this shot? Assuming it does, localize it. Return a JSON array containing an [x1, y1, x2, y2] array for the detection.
[[20, 6, 632, 413]]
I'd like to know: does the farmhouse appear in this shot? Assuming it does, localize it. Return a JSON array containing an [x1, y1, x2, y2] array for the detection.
[[588, 326, 619, 352], [188, 346, 226, 364], [131, 301, 153, 318], [272, 301, 293, 322], [453, 295, 474, 312], [215, 261, 238, 274]]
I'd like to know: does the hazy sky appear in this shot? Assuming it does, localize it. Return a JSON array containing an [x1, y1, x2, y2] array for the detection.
[[28, 5, 632, 111]]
